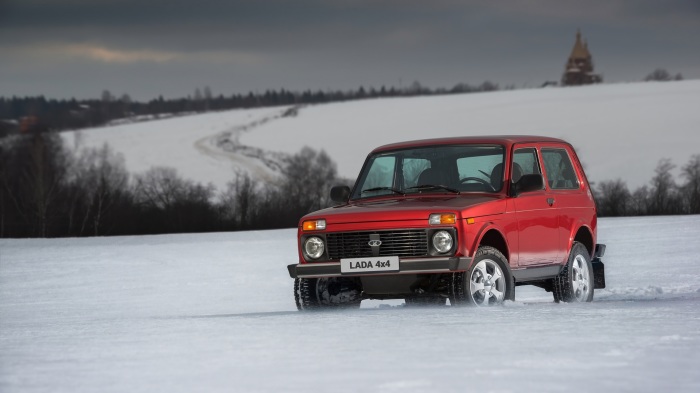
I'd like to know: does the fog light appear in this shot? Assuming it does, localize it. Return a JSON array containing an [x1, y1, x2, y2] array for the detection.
[[432, 230, 453, 253], [304, 237, 325, 259]]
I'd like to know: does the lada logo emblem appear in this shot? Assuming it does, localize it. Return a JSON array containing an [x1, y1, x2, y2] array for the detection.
[[368, 240, 382, 247]]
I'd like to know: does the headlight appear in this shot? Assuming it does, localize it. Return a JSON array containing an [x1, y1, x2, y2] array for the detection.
[[432, 230, 453, 254], [304, 236, 325, 259]]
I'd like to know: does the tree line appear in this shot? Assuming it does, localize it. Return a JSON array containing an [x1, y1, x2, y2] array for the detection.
[[0, 81, 502, 134], [0, 68, 683, 135], [2, 129, 698, 238], [0, 129, 344, 238], [593, 157, 700, 216]]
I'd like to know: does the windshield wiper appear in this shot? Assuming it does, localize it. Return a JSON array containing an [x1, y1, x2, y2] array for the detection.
[[405, 184, 461, 194], [362, 187, 405, 195]]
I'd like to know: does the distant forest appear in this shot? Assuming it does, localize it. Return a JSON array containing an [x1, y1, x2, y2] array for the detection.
[[1, 127, 698, 238], [0, 81, 502, 134]]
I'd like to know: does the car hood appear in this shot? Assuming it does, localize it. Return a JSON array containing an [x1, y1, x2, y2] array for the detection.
[[305, 195, 506, 225]]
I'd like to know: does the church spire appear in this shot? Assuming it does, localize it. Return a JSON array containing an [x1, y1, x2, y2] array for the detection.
[[562, 29, 602, 86], [569, 29, 588, 59]]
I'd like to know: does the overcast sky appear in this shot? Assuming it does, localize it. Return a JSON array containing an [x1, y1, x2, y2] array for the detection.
[[1, 0, 699, 100]]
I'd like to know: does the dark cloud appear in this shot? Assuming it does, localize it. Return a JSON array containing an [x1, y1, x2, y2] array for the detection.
[[1, 0, 699, 99]]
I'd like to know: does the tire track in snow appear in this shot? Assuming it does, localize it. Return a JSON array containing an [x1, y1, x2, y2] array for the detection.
[[194, 106, 301, 185]]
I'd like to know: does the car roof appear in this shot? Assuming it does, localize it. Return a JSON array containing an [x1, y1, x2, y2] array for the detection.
[[371, 135, 569, 153]]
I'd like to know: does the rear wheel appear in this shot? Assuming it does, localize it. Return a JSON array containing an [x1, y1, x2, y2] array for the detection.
[[552, 242, 594, 303], [294, 277, 362, 310], [450, 246, 514, 306]]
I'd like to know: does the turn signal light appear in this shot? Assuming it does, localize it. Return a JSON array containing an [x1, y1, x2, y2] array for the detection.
[[302, 219, 326, 231], [429, 213, 456, 225]]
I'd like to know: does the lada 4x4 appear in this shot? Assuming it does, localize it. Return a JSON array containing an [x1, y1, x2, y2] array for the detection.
[[287, 136, 606, 309]]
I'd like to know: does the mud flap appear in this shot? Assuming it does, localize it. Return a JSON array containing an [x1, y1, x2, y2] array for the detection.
[[592, 258, 605, 289]]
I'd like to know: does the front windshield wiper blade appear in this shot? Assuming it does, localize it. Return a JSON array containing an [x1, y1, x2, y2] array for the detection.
[[405, 184, 461, 194], [362, 187, 406, 195]]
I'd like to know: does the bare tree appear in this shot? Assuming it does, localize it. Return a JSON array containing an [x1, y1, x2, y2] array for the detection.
[[72, 144, 128, 235], [220, 172, 259, 228], [133, 167, 185, 210], [194, 88, 204, 112], [203, 86, 213, 111], [0, 131, 69, 236], [644, 68, 673, 81], [282, 147, 337, 214], [648, 159, 680, 215], [629, 186, 650, 215], [681, 154, 700, 214], [133, 166, 215, 233], [596, 179, 631, 216]]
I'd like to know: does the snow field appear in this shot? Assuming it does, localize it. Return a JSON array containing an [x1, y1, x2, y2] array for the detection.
[[2, 216, 700, 392]]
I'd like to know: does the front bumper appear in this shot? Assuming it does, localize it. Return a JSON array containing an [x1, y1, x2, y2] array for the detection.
[[287, 257, 472, 279]]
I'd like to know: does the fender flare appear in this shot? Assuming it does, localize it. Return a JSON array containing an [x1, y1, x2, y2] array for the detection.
[[469, 222, 510, 262], [567, 222, 594, 256]]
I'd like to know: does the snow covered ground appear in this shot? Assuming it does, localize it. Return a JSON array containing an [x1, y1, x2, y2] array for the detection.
[[2, 215, 700, 392], [61, 106, 289, 191], [62, 80, 700, 192]]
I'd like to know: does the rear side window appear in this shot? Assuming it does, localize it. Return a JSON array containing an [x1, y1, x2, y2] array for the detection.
[[542, 148, 580, 190]]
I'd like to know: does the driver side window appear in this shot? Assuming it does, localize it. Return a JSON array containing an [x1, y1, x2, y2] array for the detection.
[[512, 148, 542, 183]]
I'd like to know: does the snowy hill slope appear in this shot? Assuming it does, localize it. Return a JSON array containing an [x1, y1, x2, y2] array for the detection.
[[62, 80, 700, 191], [61, 106, 293, 191], [2, 216, 700, 392]]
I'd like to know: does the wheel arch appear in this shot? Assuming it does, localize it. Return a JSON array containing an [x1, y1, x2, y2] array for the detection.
[[473, 226, 510, 262], [571, 225, 594, 258]]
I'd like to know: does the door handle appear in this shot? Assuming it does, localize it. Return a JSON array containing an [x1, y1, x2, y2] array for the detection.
[[547, 198, 555, 206]]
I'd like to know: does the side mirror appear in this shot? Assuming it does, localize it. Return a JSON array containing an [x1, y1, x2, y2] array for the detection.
[[330, 185, 351, 203], [512, 174, 544, 196]]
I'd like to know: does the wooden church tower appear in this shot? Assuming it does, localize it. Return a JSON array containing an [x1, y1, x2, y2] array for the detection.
[[562, 30, 602, 86]]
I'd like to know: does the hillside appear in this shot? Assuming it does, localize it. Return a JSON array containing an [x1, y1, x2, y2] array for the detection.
[[61, 80, 700, 191]]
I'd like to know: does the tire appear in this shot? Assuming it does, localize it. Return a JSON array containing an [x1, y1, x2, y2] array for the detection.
[[294, 277, 362, 310], [450, 246, 514, 306], [404, 296, 447, 307], [552, 242, 594, 303]]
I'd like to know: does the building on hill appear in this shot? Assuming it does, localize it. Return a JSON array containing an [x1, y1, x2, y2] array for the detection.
[[562, 30, 602, 86]]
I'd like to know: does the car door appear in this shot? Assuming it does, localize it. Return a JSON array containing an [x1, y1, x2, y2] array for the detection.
[[510, 145, 560, 266], [540, 144, 592, 263]]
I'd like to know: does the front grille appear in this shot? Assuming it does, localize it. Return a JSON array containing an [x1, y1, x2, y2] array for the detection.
[[326, 230, 428, 260]]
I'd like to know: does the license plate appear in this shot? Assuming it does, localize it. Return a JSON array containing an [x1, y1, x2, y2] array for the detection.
[[340, 256, 399, 274]]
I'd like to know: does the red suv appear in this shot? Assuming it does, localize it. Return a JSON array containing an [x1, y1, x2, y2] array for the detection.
[[287, 136, 605, 309]]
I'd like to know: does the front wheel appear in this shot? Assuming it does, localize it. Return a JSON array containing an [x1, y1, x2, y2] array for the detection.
[[294, 277, 362, 310], [552, 242, 594, 303], [450, 246, 514, 306]]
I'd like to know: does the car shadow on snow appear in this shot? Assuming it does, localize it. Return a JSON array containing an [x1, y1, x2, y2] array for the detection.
[[161, 291, 700, 321]]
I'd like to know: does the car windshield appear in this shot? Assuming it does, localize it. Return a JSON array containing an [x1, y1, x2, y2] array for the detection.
[[352, 144, 505, 199]]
